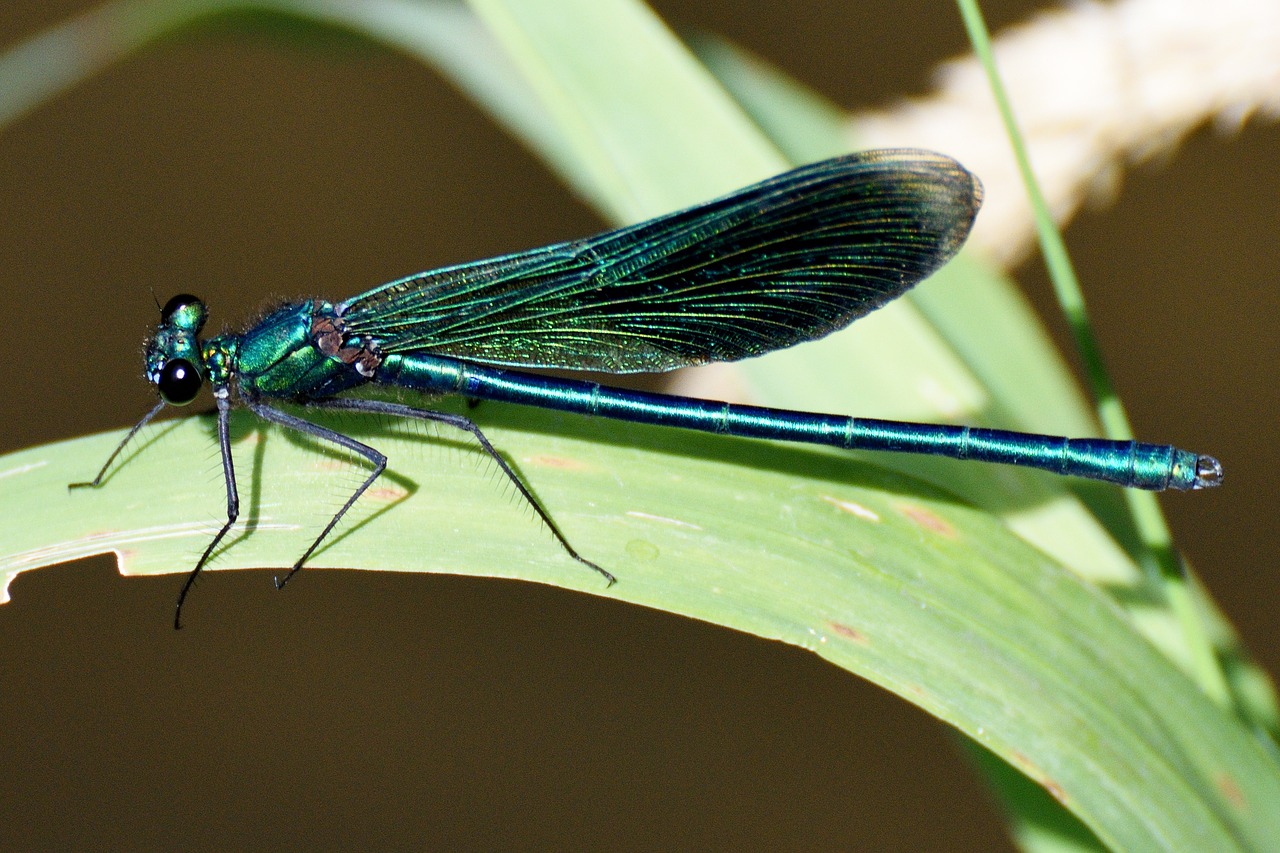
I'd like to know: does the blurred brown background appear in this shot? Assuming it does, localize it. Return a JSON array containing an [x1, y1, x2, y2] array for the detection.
[[0, 1, 1274, 850]]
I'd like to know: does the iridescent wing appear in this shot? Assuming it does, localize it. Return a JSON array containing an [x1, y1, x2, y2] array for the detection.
[[338, 149, 982, 373]]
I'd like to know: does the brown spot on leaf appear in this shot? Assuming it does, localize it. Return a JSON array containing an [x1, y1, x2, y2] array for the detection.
[[1006, 751, 1068, 806], [827, 622, 868, 644], [527, 454, 588, 471], [366, 487, 408, 502], [896, 503, 956, 538], [1215, 771, 1246, 809], [1044, 780, 1069, 806]]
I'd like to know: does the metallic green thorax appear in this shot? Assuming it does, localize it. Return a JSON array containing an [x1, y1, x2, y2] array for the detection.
[[223, 301, 352, 398]]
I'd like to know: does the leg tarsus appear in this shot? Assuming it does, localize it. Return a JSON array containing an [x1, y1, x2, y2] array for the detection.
[[69, 400, 166, 490]]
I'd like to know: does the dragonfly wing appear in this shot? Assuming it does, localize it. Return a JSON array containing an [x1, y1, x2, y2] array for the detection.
[[338, 149, 982, 373]]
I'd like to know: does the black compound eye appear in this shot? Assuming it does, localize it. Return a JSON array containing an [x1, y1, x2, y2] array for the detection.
[[158, 358, 203, 406], [160, 294, 207, 333], [161, 294, 199, 322]]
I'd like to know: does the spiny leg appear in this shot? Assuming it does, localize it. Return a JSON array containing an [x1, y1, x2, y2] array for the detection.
[[303, 397, 616, 586], [244, 400, 387, 592], [69, 400, 166, 489], [174, 393, 239, 629]]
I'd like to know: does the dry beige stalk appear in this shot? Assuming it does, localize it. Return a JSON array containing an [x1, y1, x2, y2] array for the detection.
[[850, 0, 1280, 265]]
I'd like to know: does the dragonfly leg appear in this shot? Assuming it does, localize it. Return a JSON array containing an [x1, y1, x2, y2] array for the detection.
[[302, 397, 616, 586], [69, 400, 166, 489], [243, 399, 388, 593], [174, 392, 240, 629]]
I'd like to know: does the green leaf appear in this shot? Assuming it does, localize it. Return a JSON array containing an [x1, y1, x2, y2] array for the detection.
[[3, 410, 1278, 850], [966, 743, 1108, 853], [464, 0, 785, 216], [691, 33, 853, 164]]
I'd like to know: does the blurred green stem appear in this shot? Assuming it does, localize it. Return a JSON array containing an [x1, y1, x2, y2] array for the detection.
[[955, 0, 1231, 707]]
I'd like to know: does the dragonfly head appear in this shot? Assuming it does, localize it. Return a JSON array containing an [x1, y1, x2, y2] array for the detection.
[[146, 294, 208, 406]]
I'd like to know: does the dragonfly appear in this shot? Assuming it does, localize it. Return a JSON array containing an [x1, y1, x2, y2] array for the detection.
[[72, 149, 1222, 628]]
